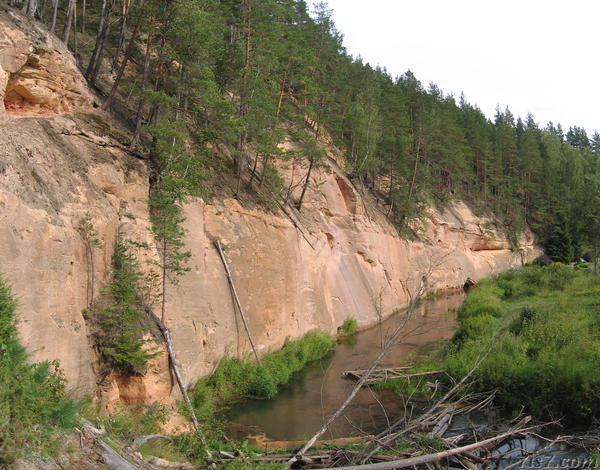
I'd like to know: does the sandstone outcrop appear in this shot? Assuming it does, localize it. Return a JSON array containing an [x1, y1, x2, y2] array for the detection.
[[0, 10, 541, 406], [0, 5, 93, 123]]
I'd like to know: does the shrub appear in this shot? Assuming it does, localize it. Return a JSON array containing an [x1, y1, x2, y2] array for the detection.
[[90, 240, 157, 374], [0, 276, 78, 463], [337, 318, 358, 337]]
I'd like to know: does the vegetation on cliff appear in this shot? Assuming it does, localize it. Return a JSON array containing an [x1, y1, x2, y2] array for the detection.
[[337, 317, 359, 338], [87, 238, 157, 374], [11, 0, 600, 262], [0, 276, 78, 463]]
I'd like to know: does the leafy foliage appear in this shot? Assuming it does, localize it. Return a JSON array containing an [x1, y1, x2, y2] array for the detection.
[[337, 317, 358, 337], [0, 276, 78, 463]]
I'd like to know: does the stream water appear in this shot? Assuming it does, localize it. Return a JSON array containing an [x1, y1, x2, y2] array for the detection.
[[229, 292, 465, 441]]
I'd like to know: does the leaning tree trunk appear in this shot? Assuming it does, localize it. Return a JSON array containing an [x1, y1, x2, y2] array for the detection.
[[296, 156, 314, 211], [142, 305, 212, 459], [112, 0, 130, 69]]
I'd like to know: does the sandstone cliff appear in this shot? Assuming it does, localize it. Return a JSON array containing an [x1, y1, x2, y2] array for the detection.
[[0, 10, 541, 405]]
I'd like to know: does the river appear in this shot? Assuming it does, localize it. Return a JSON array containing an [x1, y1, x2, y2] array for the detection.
[[229, 292, 465, 441]]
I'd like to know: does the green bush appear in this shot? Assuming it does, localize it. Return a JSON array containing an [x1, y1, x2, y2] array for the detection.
[[337, 317, 358, 337], [0, 276, 78, 463]]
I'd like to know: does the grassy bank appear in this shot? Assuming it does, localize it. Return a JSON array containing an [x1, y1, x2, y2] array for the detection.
[[376, 264, 600, 424], [405, 264, 599, 425], [447, 264, 600, 423], [203, 331, 335, 403], [157, 331, 335, 464]]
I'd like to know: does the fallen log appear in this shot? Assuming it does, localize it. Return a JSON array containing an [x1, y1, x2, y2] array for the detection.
[[142, 302, 212, 459], [214, 239, 262, 365], [321, 423, 544, 470], [342, 368, 442, 385], [427, 407, 454, 439]]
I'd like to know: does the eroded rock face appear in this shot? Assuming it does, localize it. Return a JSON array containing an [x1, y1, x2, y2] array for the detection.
[[0, 6, 92, 122]]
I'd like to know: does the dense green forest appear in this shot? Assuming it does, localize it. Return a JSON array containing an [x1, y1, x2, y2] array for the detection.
[[12, 0, 600, 261]]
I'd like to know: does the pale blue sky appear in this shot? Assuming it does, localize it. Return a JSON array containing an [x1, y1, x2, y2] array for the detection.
[[310, 0, 598, 135]]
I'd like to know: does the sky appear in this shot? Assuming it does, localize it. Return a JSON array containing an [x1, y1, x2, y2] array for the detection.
[[309, 0, 599, 135]]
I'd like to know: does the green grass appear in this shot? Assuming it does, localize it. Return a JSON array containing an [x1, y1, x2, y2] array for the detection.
[[444, 264, 600, 424], [0, 276, 79, 463], [337, 317, 358, 337], [204, 331, 334, 403]]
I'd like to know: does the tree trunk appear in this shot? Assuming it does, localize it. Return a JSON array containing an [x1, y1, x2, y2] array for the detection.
[[324, 424, 541, 470], [233, 0, 252, 198], [214, 239, 261, 365], [71, 0, 77, 55], [80, 0, 85, 32], [160, 238, 167, 322], [103, 0, 146, 108], [85, 0, 109, 83], [112, 0, 130, 69], [406, 135, 421, 205], [39, 0, 46, 22], [249, 150, 260, 186], [50, 0, 59, 35], [130, 18, 154, 145], [275, 61, 290, 119], [144, 306, 212, 459], [89, 20, 111, 84], [296, 156, 314, 211], [22, 0, 37, 17], [61, 0, 74, 44]]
